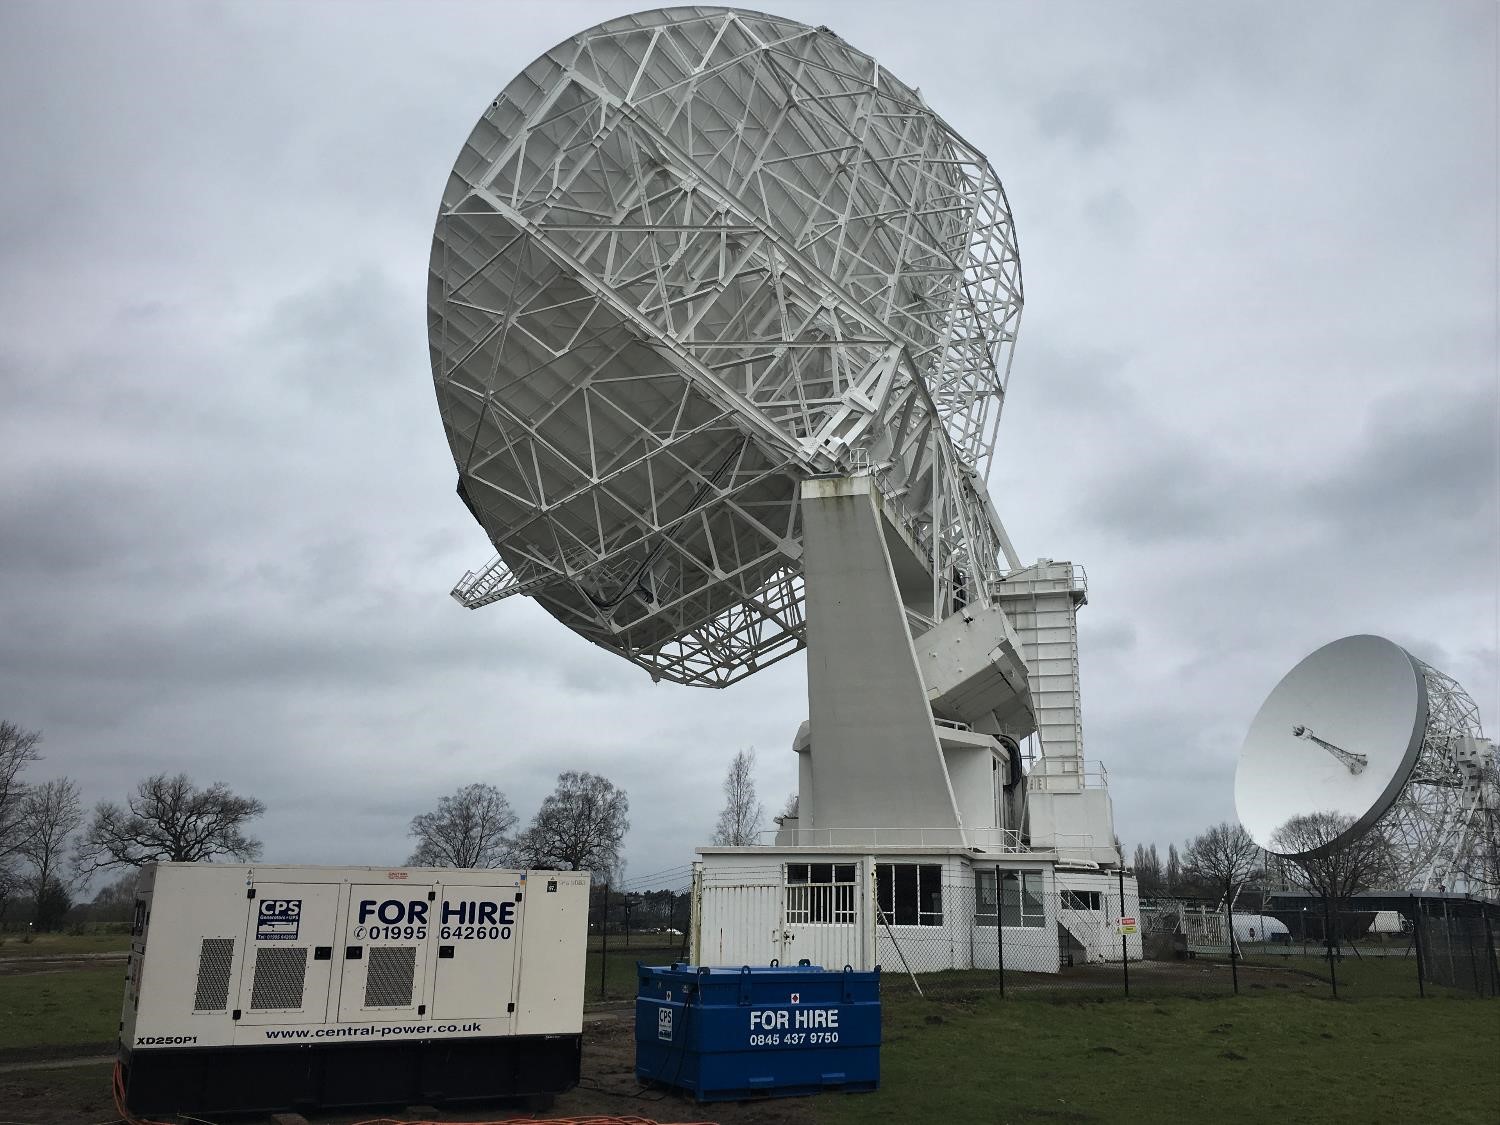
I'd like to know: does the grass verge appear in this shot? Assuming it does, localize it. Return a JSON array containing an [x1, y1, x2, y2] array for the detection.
[[0, 963, 121, 1051], [0, 932, 130, 959], [820, 991, 1500, 1125]]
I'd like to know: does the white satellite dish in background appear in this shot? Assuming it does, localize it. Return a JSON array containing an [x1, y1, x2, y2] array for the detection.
[[1236, 634, 1497, 891], [1235, 635, 1427, 856]]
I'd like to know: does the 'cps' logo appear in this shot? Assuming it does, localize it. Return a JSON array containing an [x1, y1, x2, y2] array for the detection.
[[256, 898, 302, 941]]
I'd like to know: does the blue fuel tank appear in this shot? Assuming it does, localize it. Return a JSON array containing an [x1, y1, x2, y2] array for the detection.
[[634, 962, 880, 1102]]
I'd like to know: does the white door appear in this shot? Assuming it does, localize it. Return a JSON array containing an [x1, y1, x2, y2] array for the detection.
[[338, 883, 433, 1022], [783, 865, 866, 969], [236, 882, 341, 1026], [431, 881, 522, 1025]]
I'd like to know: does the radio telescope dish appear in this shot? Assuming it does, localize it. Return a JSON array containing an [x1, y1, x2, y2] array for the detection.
[[428, 7, 1021, 687], [1236, 634, 1498, 891], [1235, 635, 1427, 857]]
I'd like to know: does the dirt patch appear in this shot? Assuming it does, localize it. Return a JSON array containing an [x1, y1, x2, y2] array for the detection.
[[541, 1015, 819, 1124], [0, 1041, 115, 1067], [0, 1018, 823, 1125]]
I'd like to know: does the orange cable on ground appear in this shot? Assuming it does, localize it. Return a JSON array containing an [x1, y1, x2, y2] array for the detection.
[[113, 1067, 717, 1125], [350, 1117, 719, 1125], [111, 1061, 176, 1125]]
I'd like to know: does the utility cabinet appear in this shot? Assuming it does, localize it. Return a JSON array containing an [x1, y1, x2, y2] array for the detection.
[[119, 863, 589, 1116], [636, 963, 880, 1101]]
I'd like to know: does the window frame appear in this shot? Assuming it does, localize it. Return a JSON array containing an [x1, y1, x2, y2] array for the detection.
[[1061, 889, 1103, 912], [974, 868, 1046, 927], [784, 862, 858, 926], [875, 863, 944, 927]]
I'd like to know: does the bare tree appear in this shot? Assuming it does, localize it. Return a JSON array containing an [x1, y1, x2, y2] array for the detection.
[[1132, 843, 1165, 897], [711, 748, 764, 846], [0, 721, 43, 865], [0, 863, 20, 924], [513, 771, 629, 881], [1271, 811, 1397, 903], [19, 778, 83, 930], [1183, 822, 1264, 902], [88, 872, 143, 924], [75, 773, 265, 876], [780, 792, 799, 819], [1165, 842, 1183, 895], [407, 783, 518, 868]]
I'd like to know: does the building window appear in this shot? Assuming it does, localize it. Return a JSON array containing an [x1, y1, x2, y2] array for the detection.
[[785, 863, 857, 925], [1061, 889, 1102, 911], [975, 869, 1045, 927], [875, 864, 943, 926]]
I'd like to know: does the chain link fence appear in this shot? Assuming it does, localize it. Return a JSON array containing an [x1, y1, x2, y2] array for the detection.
[[586, 884, 691, 1004], [689, 865, 1498, 1003]]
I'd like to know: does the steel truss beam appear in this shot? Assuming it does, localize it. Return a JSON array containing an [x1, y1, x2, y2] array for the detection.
[[431, 8, 1024, 685]]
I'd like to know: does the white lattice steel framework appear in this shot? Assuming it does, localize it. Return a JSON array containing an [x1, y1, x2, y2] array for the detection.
[[429, 6, 1023, 686], [1381, 659, 1498, 892]]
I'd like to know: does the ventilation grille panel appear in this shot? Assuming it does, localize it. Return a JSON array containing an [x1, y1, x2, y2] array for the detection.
[[250, 946, 308, 1010], [193, 938, 235, 1011], [364, 946, 417, 1008]]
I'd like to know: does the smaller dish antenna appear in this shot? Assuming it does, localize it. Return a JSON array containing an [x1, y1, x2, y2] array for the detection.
[[1235, 635, 1427, 857]]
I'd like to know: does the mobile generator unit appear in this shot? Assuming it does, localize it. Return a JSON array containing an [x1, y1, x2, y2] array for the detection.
[[118, 863, 589, 1116]]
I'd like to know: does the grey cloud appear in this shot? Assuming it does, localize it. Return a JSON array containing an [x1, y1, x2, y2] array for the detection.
[[1, 1, 1493, 882], [1073, 445, 1247, 545], [1301, 383, 1497, 535], [1034, 90, 1117, 151]]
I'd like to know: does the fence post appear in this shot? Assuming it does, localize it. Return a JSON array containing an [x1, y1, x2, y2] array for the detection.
[[1485, 909, 1499, 998], [1412, 898, 1426, 999], [689, 862, 704, 967], [1482, 912, 1494, 1002], [1466, 921, 1481, 995], [1118, 867, 1129, 997], [1332, 900, 1344, 1002], [995, 865, 1005, 999], [598, 881, 610, 1001], [1225, 896, 1239, 996]]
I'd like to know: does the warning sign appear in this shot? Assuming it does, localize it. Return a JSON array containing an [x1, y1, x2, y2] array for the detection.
[[1116, 916, 1138, 936]]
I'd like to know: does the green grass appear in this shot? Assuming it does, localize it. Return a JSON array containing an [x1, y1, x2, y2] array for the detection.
[[585, 941, 684, 1003], [0, 964, 121, 1050], [819, 991, 1500, 1125], [0, 931, 131, 958], [1, 959, 1495, 1125]]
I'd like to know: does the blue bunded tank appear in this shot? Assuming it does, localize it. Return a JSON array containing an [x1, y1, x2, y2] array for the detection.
[[635, 962, 880, 1102]]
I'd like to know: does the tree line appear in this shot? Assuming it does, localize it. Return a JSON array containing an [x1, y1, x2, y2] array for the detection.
[[1, 718, 782, 932], [0, 718, 633, 931], [1133, 809, 1433, 907]]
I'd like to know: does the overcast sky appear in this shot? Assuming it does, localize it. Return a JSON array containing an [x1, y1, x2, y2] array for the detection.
[[2, 1, 1495, 890]]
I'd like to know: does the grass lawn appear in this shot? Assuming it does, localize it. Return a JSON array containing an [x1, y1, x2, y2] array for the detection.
[[586, 941, 684, 1003], [0, 963, 121, 1050], [1, 959, 1495, 1125], [821, 991, 1500, 1124], [0, 931, 130, 958]]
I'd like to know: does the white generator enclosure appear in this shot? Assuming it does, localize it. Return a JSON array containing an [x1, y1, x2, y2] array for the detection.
[[119, 863, 589, 1117]]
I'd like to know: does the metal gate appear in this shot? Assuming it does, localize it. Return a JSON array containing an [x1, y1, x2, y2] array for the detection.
[[690, 861, 875, 970]]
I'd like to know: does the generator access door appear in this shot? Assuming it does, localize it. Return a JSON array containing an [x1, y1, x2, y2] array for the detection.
[[431, 881, 525, 1024], [338, 883, 433, 1023], [236, 881, 342, 1026]]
